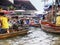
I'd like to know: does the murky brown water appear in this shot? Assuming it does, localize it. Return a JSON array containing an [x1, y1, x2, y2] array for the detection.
[[0, 27, 60, 45]]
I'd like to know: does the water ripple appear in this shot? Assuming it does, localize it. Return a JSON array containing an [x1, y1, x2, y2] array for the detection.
[[0, 27, 60, 45]]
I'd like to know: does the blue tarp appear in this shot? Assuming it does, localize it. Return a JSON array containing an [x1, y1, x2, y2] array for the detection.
[[44, 5, 52, 11]]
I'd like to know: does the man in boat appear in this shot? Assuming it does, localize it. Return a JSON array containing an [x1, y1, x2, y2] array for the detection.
[[56, 11, 60, 26], [0, 12, 10, 33]]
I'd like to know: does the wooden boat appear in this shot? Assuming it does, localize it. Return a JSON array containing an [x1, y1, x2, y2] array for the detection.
[[41, 21, 60, 33], [0, 29, 28, 39], [41, 0, 60, 33], [30, 24, 41, 27]]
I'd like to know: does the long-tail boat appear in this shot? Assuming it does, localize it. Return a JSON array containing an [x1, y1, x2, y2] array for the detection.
[[41, 0, 60, 33], [29, 17, 41, 27], [0, 29, 28, 39]]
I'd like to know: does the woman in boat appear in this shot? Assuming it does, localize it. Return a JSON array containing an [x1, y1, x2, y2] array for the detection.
[[26, 19, 29, 25], [0, 12, 10, 33], [17, 17, 21, 24], [20, 19, 24, 27], [11, 17, 18, 31]]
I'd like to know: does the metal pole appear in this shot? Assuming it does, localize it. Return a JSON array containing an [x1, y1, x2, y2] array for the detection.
[[55, 0, 59, 13], [55, 0, 59, 23]]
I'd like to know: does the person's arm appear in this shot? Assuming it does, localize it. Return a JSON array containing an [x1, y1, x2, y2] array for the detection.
[[0, 20, 2, 27]]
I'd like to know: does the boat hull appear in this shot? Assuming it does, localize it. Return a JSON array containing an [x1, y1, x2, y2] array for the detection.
[[0, 30, 28, 39], [41, 21, 60, 34]]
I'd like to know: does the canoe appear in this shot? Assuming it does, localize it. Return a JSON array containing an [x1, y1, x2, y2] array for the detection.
[[41, 21, 60, 34], [0, 30, 28, 39]]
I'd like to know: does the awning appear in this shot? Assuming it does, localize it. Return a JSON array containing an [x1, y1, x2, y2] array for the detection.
[[14, 0, 36, 10], [0, 0, 14, 10]]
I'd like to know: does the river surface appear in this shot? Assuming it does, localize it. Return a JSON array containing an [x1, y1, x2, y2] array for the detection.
[[0, 27, 60, 45]]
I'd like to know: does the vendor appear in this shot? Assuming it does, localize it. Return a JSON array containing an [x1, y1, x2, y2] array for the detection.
[[56, 11, 60, 26], [0, 12, 10, 33]]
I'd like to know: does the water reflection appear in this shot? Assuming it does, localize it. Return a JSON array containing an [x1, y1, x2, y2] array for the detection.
[[0, 27, 60, 45]]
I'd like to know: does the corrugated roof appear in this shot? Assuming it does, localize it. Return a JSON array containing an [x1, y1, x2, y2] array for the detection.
[[0, 0, 14, 9], [14, 0, 36, 10], [14, 0, 29, 1], [0, 0, 36, 10]]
